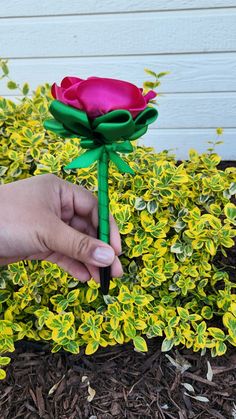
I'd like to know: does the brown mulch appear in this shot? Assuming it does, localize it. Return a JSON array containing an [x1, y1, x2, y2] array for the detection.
[[1, 339, 236, 419], [0, 160, 236, 419]]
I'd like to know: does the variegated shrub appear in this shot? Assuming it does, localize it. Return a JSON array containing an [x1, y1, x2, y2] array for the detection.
[[0, 60, 236, 379]]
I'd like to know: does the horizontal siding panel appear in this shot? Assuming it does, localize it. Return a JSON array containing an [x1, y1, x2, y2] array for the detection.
[[1, 53, 236, 96], [2, 93, 235, 129], [1, 0, 236, 17], [1, 10, 236, 58], [156, 92, 236, 128], [139, 128, 236, 159]]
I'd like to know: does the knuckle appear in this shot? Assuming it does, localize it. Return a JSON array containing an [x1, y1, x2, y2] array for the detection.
[[74, 235, 91, 259], [42, 173, 57, 182], [35, 227, 49, 251]]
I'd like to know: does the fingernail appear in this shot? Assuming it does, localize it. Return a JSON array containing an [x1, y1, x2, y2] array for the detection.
[[93, 247, 115, 264]]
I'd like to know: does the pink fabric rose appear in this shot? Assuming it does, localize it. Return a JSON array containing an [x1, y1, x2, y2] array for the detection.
[[51, 76, 156, 120]]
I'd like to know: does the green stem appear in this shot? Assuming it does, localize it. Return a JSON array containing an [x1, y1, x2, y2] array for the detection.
[[98, 150, 111, 294], [98, 150, 110, 244]]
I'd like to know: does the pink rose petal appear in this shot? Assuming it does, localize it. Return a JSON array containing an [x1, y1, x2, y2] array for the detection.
[[51, 76, 157, 119]]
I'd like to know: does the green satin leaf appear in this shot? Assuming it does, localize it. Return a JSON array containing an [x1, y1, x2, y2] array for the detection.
[[93, 109, 135, 142], [134, 107, 158, 126], [65, 141, 134, 174], [44, 100, 158, 143], [80, 139, 96, 149], [128, 126, 148, 141], [65, 148, 103, 169], [44, 100, 158, 173], [44, 118, 73, 137], [115, 140, 134, 153], [49, 100, 92, 137]]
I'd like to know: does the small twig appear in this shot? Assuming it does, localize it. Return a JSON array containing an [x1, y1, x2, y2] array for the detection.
[[127, 374, 146, 395], [155, 400, 166, 419], [218, 262, 236, 270], [166, 388, 183, 412], [164, 411, 179, 419], [183, 371, 217, 387], [212, 364, 236, 375], [170, 371, 180, 392]]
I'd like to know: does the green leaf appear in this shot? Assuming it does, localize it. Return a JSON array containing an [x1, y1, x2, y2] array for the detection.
[[110, 329, 124, 344], [224, 203, 236, 222], [85, 340, 99, 355], [51, 344, 62, 353], [67, 289, 80, 303], [161, 338, 174, 352], [197, 321, 207, 335], [143, 81, 155, 89], [0, 369, 6, 380], [216, 127, 223, 135], [201, 306, 213, 320], [157, 71, 170, 78], [131, 243, 144, 257], [208, 327, 225, 340], [103, 294, 116, 305], [133, 294, 149, 306], [147, 324, 163, 338], [177, 307, 189, 321], [215, 340, 227, 356], [229, 182, 236, 195], [0, 166, 8, 176], [86, 288, 98, 303], [144, 68, 157, 77], [133, 336, 148, 352], [134, 197, 146, 210], [128, 260, 138, 274], [168, 316, 179, 328], [123, 320, 136, 338], [0, 290, 11, 303], [147, 200, 158, 214], [57, 300, 68, 311], [22, 83, 29, 96], [205, 239, 216, 256], [0, 356, 11, 366], [63, 340, 80, 354], [170, 243, 184, 254], [7, 81, 17, 90], [1, 61, 9, 75]]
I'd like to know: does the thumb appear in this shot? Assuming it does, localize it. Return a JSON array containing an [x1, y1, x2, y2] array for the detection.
[[44, 218, 115, 267]]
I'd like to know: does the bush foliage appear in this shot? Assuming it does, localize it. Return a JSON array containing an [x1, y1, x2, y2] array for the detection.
[[0, 60, 236, 379]]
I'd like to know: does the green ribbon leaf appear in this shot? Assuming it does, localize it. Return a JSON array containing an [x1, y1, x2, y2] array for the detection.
[[65, 141, 134, 174], [43, 99, 158, 173]]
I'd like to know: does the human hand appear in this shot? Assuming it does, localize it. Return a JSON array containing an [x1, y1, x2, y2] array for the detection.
[[0, 174, 123, 282]]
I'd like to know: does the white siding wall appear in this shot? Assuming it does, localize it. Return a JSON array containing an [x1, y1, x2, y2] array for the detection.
[[0, 1, 236, 159]]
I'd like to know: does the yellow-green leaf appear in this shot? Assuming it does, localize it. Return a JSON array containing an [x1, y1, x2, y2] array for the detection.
[[215, 340, 227, 356], [85, 340, 99, 355], [0, 369, 6, 380], [133, 336, 148, 352], [86, 287, 98, 303], [123, 320, 136, 338], [205, 239, 216, 256], [208, 327, 225, 341], [0, 356, 11, 366], [224, 203, 236, 222]]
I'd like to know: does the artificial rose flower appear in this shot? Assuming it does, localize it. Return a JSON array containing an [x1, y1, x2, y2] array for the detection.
[[51, 76, 156, 119]]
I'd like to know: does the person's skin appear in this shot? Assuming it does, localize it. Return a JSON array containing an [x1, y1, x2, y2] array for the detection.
[[0, 174, 123, 282]]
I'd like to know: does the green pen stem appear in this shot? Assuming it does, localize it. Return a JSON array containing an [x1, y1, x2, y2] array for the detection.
[[98, 149, 111, 294]]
